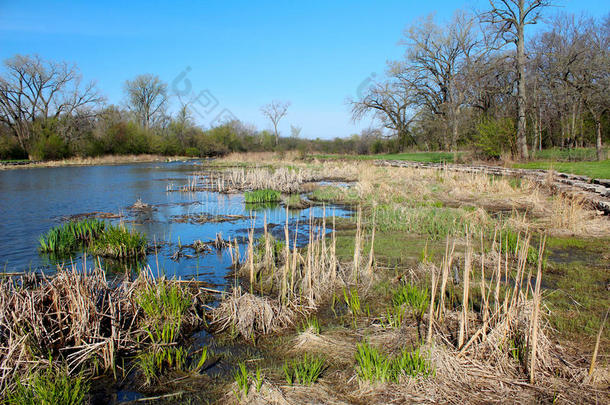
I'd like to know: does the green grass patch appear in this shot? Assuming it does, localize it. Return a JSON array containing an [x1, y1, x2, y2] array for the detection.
[[530, 147, 608, 162], [392, 283, 429, 322], [137, 281, 192, 344], [283, 354, 326, 385], [299, 317, 321, 334], [512, 159, 610, 179], [39, 219, 106, 254], [90, 224, 147, 258], [39, 219, 146, 259], [6, 365, 88, 405], [375, 204, 474, 239], [355, 341, 433, 383], [314, 151, 459, 163], [244, 189, 281, 203]]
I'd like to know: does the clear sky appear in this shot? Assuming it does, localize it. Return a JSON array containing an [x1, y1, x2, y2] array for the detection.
[[0, 1, 607, 139]]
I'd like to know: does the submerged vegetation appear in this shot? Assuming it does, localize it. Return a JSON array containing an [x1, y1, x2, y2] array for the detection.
[[39, 219, 146, 259]]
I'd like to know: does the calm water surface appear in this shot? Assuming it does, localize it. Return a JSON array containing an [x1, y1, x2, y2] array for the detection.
[[0, 161, 350, 287]]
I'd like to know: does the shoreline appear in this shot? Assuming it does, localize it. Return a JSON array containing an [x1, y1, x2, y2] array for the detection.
[[0, 154, 199, 170]]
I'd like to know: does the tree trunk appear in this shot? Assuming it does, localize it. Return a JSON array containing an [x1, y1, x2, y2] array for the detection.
[[597, 120, 603, 161], [451, 112, 459, 152], [516, 19, 529, 160]]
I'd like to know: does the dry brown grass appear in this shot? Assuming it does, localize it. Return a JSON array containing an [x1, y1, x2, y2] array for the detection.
[[0, 154, 186, 170], [0, 261, 207, 395]]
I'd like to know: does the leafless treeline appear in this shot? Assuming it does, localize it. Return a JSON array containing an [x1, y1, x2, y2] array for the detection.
[[352, 2, 609, 160]]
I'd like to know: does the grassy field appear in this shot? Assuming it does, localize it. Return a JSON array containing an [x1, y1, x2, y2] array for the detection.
[[512, 159, 610, 179], [314, 151, 459, 163]]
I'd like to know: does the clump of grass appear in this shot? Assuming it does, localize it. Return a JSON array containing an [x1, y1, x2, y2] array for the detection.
[[375, 204, 472, 239], [138, 345, 207, 385], [343, 287, 362, 316], [392, 346, 435, 379], [137, 281, 192, 344], [244, 189, 281, 203], [283, 354, 326, 385], [384, 304, 407, 328], [233, 362, 264, 401], [234, 361, 250, 400], [299, 317, 321, 334], [39, 219, 106, 254], [39, 219, 146, 259], [136, 280, 197, 383], [309, 186, 345, 202], [6, 364, 88, 405], [91, 224, 147, 258], [497, 227, 542, 265], [355, 341, 394, 383], [392, 283, 429, 322], [355, 341, 433, 383]]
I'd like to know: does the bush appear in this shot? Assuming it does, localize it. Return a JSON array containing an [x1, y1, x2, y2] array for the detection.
[[0, 135, 28, 160], [475, 117, 516, 160], [185, 147, 200, 157]]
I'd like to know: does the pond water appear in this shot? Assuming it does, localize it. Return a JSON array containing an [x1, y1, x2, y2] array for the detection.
[[0, 161, 351, 288]]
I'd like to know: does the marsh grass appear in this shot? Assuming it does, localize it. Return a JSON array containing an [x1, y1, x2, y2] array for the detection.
[[91, 224, 147, 258], [233, 361, 249, 400], [299, 317, 321, 334], [283, 354, 325, 385], [138, 346, 208, 385], [39, 219, 146, 259], [343, 287, 363, 317], [5, 364, 88, 405], [244, 189, 281, 203], [375, 204, 476, 239], [355, 341, 433, 383], [0, 263, 207, 396], [392, 283, 429, 322], [137, 281, 192, 344], [38, 219, 106, 254]]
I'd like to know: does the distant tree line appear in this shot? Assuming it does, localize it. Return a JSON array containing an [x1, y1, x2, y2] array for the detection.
[[0, 54, 386, 161], [351, 2, 610, 160], [1, 2, 608, 161]]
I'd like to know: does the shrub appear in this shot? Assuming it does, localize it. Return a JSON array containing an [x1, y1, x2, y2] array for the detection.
[[0, 135, 28, 160], [475, 117, 516, 160]]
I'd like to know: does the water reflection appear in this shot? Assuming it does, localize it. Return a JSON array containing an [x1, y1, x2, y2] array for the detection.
[[0, 161, 351, 288]]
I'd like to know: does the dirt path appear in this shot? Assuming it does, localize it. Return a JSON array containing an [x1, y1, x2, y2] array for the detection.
[[376, 160, 610, 215]]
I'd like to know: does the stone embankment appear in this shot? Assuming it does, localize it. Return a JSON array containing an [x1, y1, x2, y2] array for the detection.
[[376, 160, 610, 215]]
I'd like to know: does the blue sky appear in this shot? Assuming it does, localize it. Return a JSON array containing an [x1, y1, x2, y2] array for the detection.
[[0, 1, 607, 139]]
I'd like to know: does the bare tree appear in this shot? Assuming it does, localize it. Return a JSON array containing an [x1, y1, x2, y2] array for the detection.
[[483, 0, 554, 159], [290, 125, 302, 138], [124, 74, 168, 129], [399, 11, 487, 150], [351, 72, 419, 150], [0, 54, 102, 149], [261, 100, 290, 145]]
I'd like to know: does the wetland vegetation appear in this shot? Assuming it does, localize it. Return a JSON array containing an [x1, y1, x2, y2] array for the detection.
[[2, 153, 608, 404]]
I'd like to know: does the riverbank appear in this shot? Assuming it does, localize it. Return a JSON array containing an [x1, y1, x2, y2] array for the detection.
[[0, 154, 197, 170]]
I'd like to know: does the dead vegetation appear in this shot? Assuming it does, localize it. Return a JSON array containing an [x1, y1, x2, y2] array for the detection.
[[229, 231, 608, 404], [211, 207, 376, 339], [0, 261, 208, 396]]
